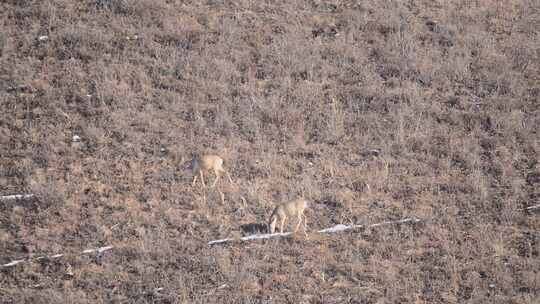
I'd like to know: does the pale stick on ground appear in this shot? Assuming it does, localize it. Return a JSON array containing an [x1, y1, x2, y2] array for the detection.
[[0, 194, 35, 202], [1, 246, 114, 268], [208, 217, 420, 245]]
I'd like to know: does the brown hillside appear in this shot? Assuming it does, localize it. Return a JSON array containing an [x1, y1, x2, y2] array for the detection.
[[1, 0, 539, 303]]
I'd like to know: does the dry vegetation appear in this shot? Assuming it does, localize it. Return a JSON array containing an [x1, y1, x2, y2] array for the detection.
[[1, 0, 539, 303]]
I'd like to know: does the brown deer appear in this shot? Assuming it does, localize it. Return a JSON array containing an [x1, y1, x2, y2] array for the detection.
[[191, 154, 233, 188], [268, 198, 309, 236]]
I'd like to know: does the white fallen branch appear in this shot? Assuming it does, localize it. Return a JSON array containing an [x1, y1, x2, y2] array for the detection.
[[81, 246, 113, 254], [1, 245, 113, 268], [208, 232, 292, 245], [208, 217, 420, 245], [2, 259, 26, 267], [0, 194, 35, 202], [367, 217, 420, 228], [522, 204, 540, 211]]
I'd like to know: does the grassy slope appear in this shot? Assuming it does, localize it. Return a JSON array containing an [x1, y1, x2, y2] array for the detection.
[[1, 0, 539, 303]]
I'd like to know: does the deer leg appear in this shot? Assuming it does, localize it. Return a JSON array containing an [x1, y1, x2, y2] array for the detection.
[[280, 217, 286, 233], [269, 217, 277, 234], [225, 170, 233, 184], [200, 171, 206, 188], [219, 191, 225, 204], [302, 215, 308, 236], [294, 215, 303, 233], [211, 170, 220, 188], [192, 174, 198, 187]]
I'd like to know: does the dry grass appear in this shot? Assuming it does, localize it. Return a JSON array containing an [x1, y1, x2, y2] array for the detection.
[[1, 0, 539, 303]]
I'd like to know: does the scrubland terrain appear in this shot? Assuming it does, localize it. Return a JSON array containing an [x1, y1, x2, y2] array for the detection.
[[1, 0, 539, 303]]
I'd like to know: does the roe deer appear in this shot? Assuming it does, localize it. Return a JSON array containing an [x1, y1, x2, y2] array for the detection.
[[268, 198, 309, 236], [191, 154, 233, 188]]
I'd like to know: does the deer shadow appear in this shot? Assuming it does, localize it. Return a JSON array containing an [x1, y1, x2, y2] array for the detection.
[[240, 222, 268, 235]]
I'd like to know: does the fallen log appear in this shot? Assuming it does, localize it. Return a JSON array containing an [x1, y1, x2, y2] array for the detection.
[[522, 204, 540, 212], [1, 246, 113, 268], [208, 217, 420, 245], [0, 194, 35, 202]]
